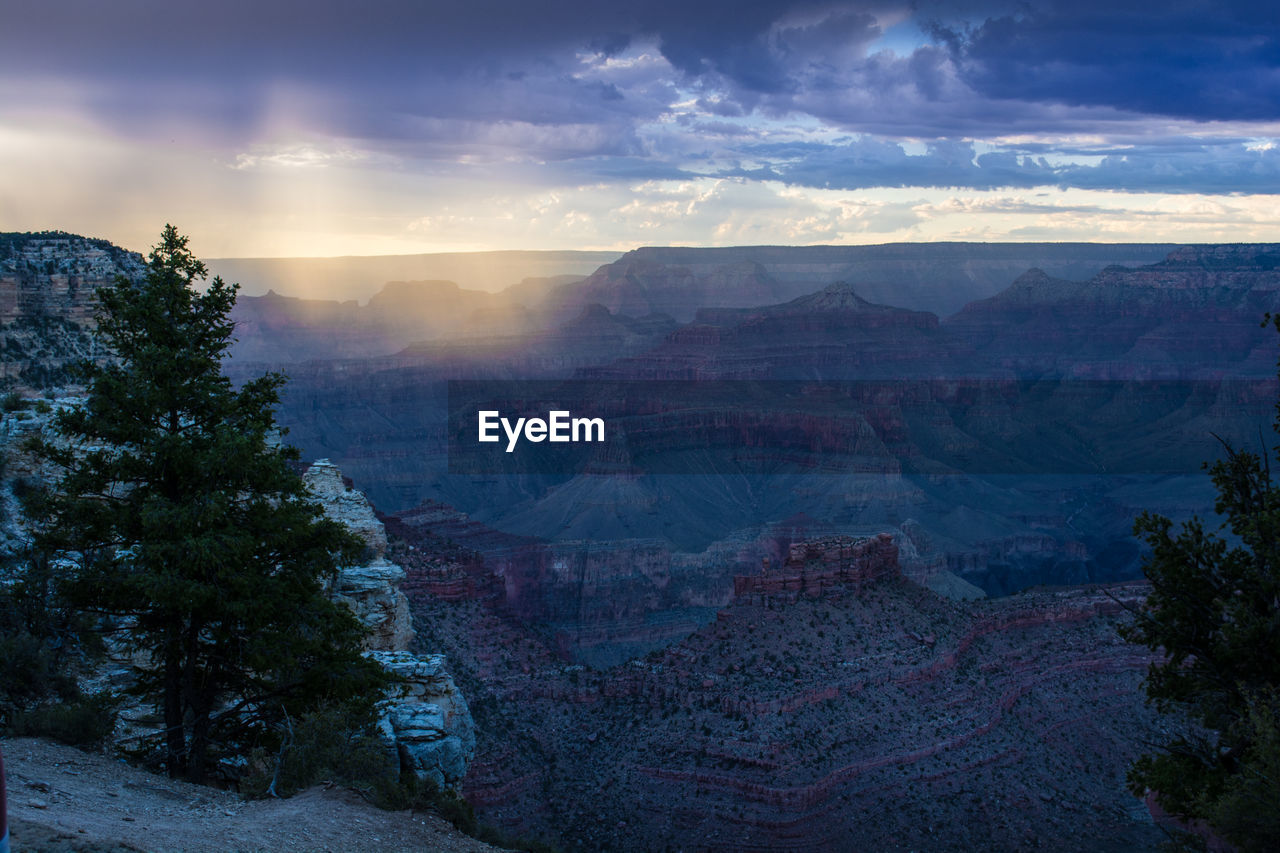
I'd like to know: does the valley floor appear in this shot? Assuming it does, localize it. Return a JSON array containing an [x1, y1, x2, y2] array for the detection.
[[410, 573, 1168, 851]]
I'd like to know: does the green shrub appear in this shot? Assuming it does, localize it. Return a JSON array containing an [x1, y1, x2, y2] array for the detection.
[[0, 630, 79, 715], [241, 702, 559, 850], [241, 701, 398, 800], [9, 693, 118, 747], [388, 776, 478, 835]]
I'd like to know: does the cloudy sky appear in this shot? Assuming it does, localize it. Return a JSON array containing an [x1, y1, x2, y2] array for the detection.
[[1, 0, 1278, 256]]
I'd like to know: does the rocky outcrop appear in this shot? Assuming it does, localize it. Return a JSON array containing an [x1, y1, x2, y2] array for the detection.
[[229, 281, 532, 363], [0, 232, 145, 389], [0, 396, 80, 561], [303, 459, 413, 651], [732, 533, 899, 601], [0, 232, 144, 325], [425, 558, 1162, 851], [579, 282, 949, 380], [302, 460, 475, 791], [367, 651, 476, 792], [537, 259, 790, 325], [947, 244, 1280, 379]]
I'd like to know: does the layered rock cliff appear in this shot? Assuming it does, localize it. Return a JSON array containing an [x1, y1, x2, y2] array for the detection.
[[948, 244, 1280, 379], [228, 280, 535, 363], [538, 242, 1180, 319], [579, 281, 949, 379], [537, 259, 793, 324], [0, 232, 145, 389], [732, 533, 899, 601], [368, 650, 477, 792]]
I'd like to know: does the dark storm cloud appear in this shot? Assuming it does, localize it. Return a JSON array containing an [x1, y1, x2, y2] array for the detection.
[[934, 0, 1280, 122], [0, 1, 905, 134], [0, 1, 805, 85], [4, 0, 1279, 194], [6, 0, 1275, 129]]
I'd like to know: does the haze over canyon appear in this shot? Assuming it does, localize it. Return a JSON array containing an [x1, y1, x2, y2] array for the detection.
[[4, 231, 1272, 848]]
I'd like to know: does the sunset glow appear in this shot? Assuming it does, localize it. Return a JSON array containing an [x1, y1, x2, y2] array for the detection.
[[1, 1, 1277, 257]]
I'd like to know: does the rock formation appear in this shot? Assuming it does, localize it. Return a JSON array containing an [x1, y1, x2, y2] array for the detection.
[[302, 459, 474, 790], [538, 243, 1179, 321], [732, 533, 899, 602], [403, 529, 1164, 851], [0, 232, 145, 389], [367, 650, 477, 792], [578, 281, 949, 380], [228, 281, 531, 363], [0, 396, 81, 562], [303, 458, 414, 651]]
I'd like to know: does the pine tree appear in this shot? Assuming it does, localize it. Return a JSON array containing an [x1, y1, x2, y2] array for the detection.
[[36, 225, 392, 783], [1124, 319, 1280, 850]]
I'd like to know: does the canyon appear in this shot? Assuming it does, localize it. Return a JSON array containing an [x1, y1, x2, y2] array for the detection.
[[7, 234, 1271, 666], [217, 242, 1180, 363], [216, 244, 1276, 666], [394, 520, 1164, 851], [536, 243, 1180, 322], [4, 231, 1271, 849]]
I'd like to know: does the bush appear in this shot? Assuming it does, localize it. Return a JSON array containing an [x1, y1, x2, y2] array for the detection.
[[1203, 689, 1280, 851], [241, 701, 398, 800], [380, 774, 479, 834], [241, 702, 560, 850], [0, 571, 102, 729], [9, 693, 118, 747], [0, 630, 79, 715]]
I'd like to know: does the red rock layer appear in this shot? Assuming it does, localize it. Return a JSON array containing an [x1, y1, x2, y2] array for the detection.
[[733, 533, 899, 600]]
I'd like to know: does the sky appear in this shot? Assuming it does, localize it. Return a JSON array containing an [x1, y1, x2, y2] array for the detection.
[[1, 0, 1279, 257]]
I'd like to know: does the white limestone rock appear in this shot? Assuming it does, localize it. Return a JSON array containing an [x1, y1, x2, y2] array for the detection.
[[303, 462, 474, 789], [335, 558, 416, 651], [367, 650, 476, 791], [302, 459, 415, 651], [302, 459, 389, 558]]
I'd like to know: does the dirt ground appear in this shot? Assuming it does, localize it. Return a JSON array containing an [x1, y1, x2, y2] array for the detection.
[[2, 737, 500, 852]]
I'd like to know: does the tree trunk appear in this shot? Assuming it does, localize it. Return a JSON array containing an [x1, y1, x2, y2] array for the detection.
[[187, 706, 210, 785], [181, 616, 207, 784], [163, 637, 185, 779]]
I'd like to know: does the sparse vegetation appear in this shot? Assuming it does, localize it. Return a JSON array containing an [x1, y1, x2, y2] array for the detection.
[[8, 693, 118, 747]]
